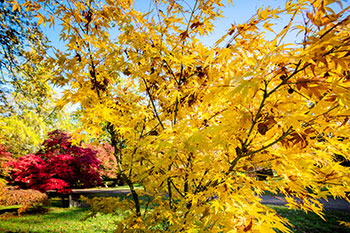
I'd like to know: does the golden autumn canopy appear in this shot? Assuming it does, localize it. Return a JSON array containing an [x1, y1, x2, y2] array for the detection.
[[6, 0, 350, 231]]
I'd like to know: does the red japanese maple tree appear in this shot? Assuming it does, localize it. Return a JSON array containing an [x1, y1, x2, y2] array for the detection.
[[85, 142, 118, 179], [9, 130, 102, 193]]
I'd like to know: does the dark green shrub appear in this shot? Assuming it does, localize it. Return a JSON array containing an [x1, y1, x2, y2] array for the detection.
[[0, 187, 49, 215]]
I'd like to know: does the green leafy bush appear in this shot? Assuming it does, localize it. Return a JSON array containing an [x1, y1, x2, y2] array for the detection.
[[0, 187, 49, 215]]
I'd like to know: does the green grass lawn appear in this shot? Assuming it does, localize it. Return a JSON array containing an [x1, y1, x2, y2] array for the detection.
[[0, 200, 349, 233], [270, 205, 350, 233], [0, 207, 120, 233]]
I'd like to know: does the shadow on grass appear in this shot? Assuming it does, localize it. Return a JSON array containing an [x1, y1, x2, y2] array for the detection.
[[0, 206, 19, 215], [269, 205, 350, 233]]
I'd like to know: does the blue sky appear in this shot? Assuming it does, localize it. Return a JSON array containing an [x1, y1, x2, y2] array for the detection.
[[45, 0, 293, 51], [45, 0, 350, 50]]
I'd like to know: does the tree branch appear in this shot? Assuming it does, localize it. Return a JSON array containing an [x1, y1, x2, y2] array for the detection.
[[227, 127, 293, 176], [142, 78, 165, 129]]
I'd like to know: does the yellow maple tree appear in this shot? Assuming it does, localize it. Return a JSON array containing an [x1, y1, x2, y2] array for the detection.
[[20, 0, 350, 231]]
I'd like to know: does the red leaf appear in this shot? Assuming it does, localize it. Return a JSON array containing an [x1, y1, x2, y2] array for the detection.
[[244, 219, 253, 231]]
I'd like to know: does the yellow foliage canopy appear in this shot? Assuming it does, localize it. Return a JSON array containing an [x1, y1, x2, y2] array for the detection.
[[21, 0, 350, 232]]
